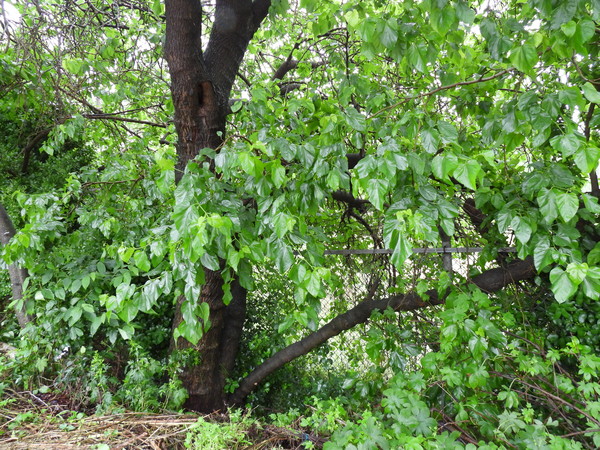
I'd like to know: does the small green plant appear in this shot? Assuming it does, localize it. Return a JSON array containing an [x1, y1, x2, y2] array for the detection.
[[115, 342, 188, 412], [184, 410, 254, 449]]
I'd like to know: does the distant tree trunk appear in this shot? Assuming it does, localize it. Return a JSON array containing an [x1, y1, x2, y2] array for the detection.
[[0, 204, 31, 328], [164, 0, 271, 412]]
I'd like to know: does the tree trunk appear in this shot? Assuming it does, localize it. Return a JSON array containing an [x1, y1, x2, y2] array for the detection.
[[0, 204, 31, 328], [164, 0, 271, 412], [171, 270, 246, 412]]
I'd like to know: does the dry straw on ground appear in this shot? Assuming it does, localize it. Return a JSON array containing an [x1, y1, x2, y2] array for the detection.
[[0, 390, 323, 449]]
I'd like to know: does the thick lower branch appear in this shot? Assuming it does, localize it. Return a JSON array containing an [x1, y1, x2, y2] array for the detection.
[[331, 190, 369, 209], [228, 258, 535, 405], [0, 205, 31, 328]]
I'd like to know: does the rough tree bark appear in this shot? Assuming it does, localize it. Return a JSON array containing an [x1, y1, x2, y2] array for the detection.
[[0, 204, 31, 328], [164, 0, 271, 412]]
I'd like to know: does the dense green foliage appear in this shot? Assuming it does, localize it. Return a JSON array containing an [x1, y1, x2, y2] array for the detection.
[[1, 0, 600, 447]]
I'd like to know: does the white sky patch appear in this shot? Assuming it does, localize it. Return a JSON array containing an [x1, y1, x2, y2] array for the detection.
[[1, 0, 21, 25]]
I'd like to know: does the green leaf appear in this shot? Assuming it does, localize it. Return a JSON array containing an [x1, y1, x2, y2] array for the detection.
[[134, 251, 151, 272], [421, 128, 440, 154], [201, 253, 220, 271], [551, 0, 578, 29], [582, 82, 600, 103], [566, 262, 588, 284], [390, 230, 411, 269], [118, 301, 139, 323], [574, 145, 600, 173], [408, 43, 426, 72], [238, 152, 256, 175], [581, 276, 600, 300], [549, 267, 577, 303], [558, 87, 585, 108], [344, 107, 366, 131], [431, 7, 456, 35], [326, 169, 341, 190], [116, 283, 134, 303], [555, 192, 579, 222], [62, 59, 84, 75], [437, 121, 458, 144], [537, 189, 558, 224], [272, 212, 296, 238], [431, 153, 458, 181], [550, 133, 582, 157], [533, 237, 554, 271], [468, 367, 490, 388], [453, 160, 481, 190], [588, 243, 600, 266], [511, 216, 532, 244], [380, 20, 397, 48], [90, 314, 105, 337], [509, 44, 538, 73], [561, 20, 577, 37], [272, 238, 294, 273], [365, 179, 389, 211], [344, 9, 360, 27], [575, 19, 596, 44], [305, 270, 321, 297], [271, 163, 286, 188]]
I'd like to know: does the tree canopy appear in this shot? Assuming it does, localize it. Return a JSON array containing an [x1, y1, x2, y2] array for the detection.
[[1, 0, 600, 447]]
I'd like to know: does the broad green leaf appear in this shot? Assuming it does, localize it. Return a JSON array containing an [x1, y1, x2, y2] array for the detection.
[[238, 152, 256, 175], [344, 107, 366, 131], [453, 160, 481, 190], [207, 214, 233, 234], [305, 270, 321, 296], [90, 314, 105, 337], [118, 301, 139, 323], [380, 20, 397, 48], [365, 179, 389, 211], [581, 276, 600, 300], [566, 262, 588, 284], [511, 216, 532, 244], [588, 243, 600, 266], [550, 133, 582, 157], [344, 9, 360, 27], [421, 128, 440, 154], [326, 169, 341, 190], [62, 59, 84, 75], [509, 44, 538, 73], [432, 153, 458, 181], [582, 82, 600, 103], [201, 253, 220, 271], [271, 163, 286, 188], [390, 230, 411, 269], [549, 267, 577, 303], [272, 212, 296, 238], [537, 189, 558, 224], [561, 20, 577, 37], [431, 7, 456, 35], [533, 237, 554, 271], [408, 43, 426, 72], [437, 121, 458, 145], [272, 239, 294, 273], [555, 192, 579, 222], [575, 19, 596, 44], [573, 145, 600, 173], [134, 251, 151, 272]]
